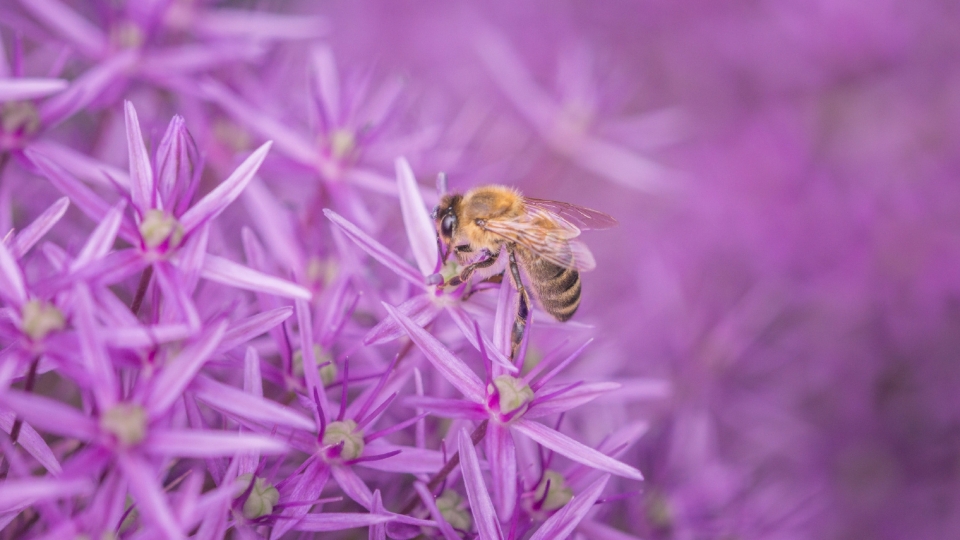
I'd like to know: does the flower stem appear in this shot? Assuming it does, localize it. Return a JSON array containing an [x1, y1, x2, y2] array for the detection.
[[399, 419, 488, 515]]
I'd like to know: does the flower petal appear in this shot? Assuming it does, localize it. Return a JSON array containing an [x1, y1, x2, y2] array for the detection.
[[191, 375, 314, 431], [529, 475, 610, 540], [0, 476, 92, 514], [69, 200, 125, 272], [216, 306, 293, 353], [458, 429, 504, 540], [124, 101, 155, 215], [180, 141, 272, 233], [0, 240, 26, 305], [293, 513, 393, 532], [396, 157, 438, 275], [332, 466, 375, 509], [525, 382, 622, 419], [39, 50, 136, 127], [448, 306, 517, 373], [363, 294, 440, 346], [117, 453, 183, 539], [487, 422, 517, 519], [199, 254, 311, 300], [324, 209, 423, 287], [512, 420, 643, 481], [0, 78, 67, 101], [0, 390, 98, 441], [145, 429, 287, 458], [12, 197, 69, 259], [383, 302, 485, 402], [147, 320, 227, 414], [0, 411, 62, 474]]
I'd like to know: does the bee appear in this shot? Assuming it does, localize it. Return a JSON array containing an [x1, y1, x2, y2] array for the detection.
[[433, 185, 617, 357]]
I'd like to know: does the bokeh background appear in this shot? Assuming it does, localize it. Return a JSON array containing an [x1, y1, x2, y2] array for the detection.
[[3, 1, 960, 538]]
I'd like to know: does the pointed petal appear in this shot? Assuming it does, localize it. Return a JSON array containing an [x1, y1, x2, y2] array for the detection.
[[148, 320, 227, 414], [0, 78, 67, 101], [180, 142, 272, 233], [296, 298, 325, 429], [0, 240, 26, 305], [396, 157, 438, 275], [0, 390, 98, 441], [0, 476, 92, 514], [73, 283, 118, 408], [69, 200, 125, 272], [413, 482, 462, 540], [293, 513, 393, 532], [117, 453, 184, 539], [487, 422, 517, 519], [324, 209, 423, 287], [354, 443, 445, 474], [124, 101, 155, 214], [273, 459, 330, 539], [155, 115, 195, 209], [12, 197, 69, 259], [383, 302, 485, 402], [370, 490, 386, 540], [402, 396, 487, 421], [146, 429, 287, 458], [199, 254, 311, 300], [241, 180, 304, 273], [25, 150, 139, 244], [100, 323, 194, 349], [0, 411, 61, 474], [458, 429, 504, 540], [512, 420, 643, 481], [191, 375, 314, 431], [363, 294, 439, 346], [27, 139, 130, 189], [448, 306, 517, 373], [195, 9, 328, 40], [310, 45, 341, 127], [332, 466, 374, 509], [216, 306, 293, 353], [525, 382, 622, 419], [529, 475, 610, 540]]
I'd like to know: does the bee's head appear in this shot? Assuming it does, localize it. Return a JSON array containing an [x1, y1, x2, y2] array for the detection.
[[433, 194, 461, 262]]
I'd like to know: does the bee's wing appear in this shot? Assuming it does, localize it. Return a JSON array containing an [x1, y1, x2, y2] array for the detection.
[[522, 197, 619, 230], [482, 215, 598, 272]]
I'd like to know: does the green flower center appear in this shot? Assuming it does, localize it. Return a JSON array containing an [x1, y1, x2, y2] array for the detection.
[[21, 299, 65, 341], [491, 375, 535, 417], [292, 344, 336, 385], [532, 470, 573, 512], [1, 101, 40, 137], [436, 489, 472, 531], [101, 404, 147, 446], [322, 419, 364, 461], [139, 209, 185, 250], [328, 129, 357, 161], [234, 473, 280, 520]]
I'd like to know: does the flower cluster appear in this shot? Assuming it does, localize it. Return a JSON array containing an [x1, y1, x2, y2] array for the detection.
[[0, 1, 660, 539], [3, 1, 959, 539]]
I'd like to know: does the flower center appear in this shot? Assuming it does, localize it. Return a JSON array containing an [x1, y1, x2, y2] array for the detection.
[[292, 345, 336, 385], [489, 375, 535, 420], [328, 129, 357, 161], [436, 490, 472, 531], [110, 20, 145, 50], [322, 419, 364, 461], [531, 470, 573, 513], [234, 473, 280, 520], [100, 403, 147, 446], [21, 299, 65, 341], [1, 101, 41, 138], [139, 209, 185, 250]]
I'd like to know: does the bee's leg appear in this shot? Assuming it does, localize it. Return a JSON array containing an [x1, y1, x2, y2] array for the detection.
[[506, 244, 531, 359], [447, 250, 498, 287]]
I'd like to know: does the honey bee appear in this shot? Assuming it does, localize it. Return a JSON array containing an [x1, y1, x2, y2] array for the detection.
[[433, 185, 617, 357]]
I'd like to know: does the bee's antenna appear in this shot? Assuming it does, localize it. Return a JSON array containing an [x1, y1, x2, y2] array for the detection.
[[436, 172, 448, 197]]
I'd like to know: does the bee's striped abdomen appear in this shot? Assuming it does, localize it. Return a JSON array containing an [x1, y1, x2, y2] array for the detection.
[[525, 255, 581, 322]]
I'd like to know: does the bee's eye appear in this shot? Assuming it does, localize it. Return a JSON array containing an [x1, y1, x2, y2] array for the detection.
[[440, 214, 456, 237]]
